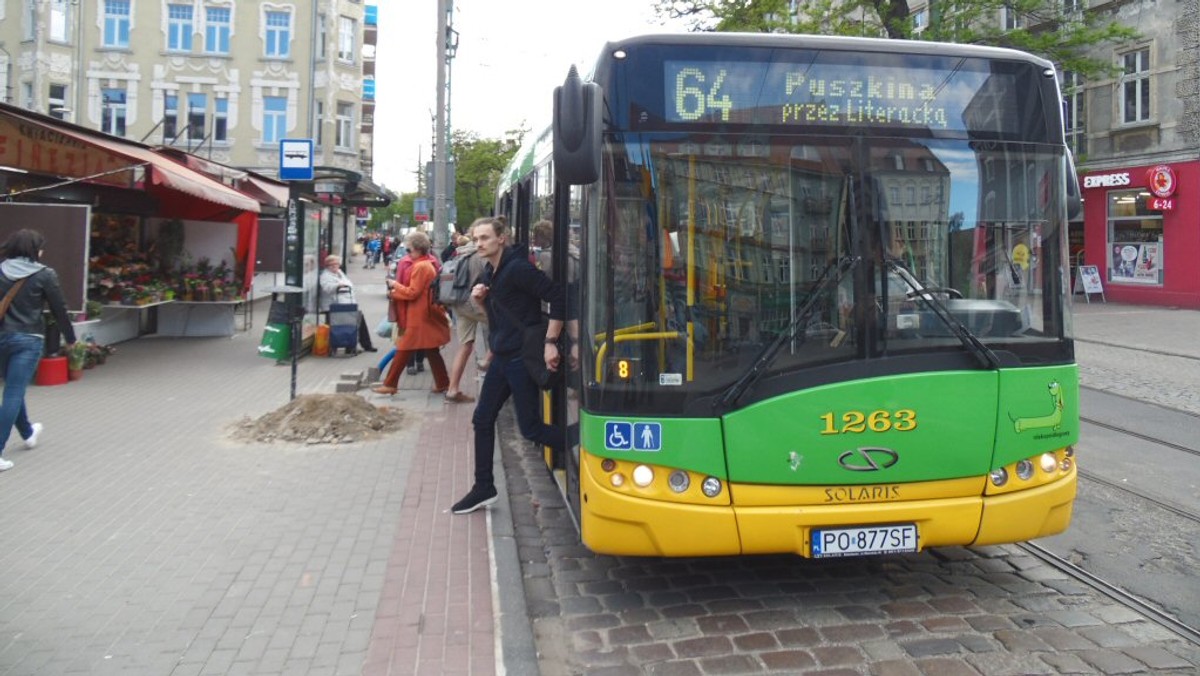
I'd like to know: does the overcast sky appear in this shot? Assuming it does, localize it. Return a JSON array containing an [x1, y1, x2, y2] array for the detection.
[[372, 0, 689, 195]]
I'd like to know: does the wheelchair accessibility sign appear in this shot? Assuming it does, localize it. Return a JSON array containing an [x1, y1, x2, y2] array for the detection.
[[604, 421, 662, 452]]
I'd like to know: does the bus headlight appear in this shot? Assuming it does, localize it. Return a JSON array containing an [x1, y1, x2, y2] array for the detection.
[[667, 470, 690, 493], [989, 467, 1009, 487], [610, 473, 625, 487], [1015, 459, 1034, 481], [632, 465, 654, 487], [701, 476, 722, 498], [1060, 457, 1073, 472], [1039, 453, 1058, 473]]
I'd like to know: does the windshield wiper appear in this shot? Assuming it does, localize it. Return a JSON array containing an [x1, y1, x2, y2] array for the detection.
[[714, 255, 860, 413], [884, 257, 1000, 370]]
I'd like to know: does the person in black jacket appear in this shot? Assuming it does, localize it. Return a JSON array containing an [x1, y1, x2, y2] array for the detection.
[[451, 218, 577, 514], [0, 229, 77, 472]]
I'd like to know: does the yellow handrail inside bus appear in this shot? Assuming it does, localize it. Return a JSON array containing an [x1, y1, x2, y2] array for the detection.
[[594, 332, 686, 383], [592, 321, 657, 343]]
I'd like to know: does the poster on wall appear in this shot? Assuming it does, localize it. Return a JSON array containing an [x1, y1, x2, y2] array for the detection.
[[1110, 243, 1162, 285]]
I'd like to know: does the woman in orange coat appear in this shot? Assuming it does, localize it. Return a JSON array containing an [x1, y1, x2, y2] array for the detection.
[[372, 232, 450, 395]]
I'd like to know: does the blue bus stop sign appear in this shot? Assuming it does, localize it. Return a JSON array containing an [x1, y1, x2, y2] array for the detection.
[[279, 139, 314, 181]]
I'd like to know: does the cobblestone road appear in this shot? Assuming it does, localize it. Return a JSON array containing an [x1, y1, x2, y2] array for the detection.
[[499, 303, 1200, 675]]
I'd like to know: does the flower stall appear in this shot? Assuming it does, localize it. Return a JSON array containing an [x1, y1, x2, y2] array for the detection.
[[84, 215, 251, 341]]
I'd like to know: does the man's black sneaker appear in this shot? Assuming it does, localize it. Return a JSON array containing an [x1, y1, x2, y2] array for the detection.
[[452, 485, 498, 514]]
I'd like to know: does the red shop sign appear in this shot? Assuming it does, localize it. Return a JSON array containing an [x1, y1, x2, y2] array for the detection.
[[1146, 165, 1177, 198]]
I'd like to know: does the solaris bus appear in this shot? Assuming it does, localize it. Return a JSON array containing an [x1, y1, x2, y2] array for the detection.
[[495, 32, 1080, 558]]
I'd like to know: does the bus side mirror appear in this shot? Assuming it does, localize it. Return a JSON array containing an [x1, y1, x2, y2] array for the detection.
[[553, 66, 602, 185], [1066, 151, 1082, 221]]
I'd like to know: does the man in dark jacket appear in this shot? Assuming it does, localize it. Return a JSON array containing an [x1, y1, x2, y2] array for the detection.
[[451, 218, 575, 514]]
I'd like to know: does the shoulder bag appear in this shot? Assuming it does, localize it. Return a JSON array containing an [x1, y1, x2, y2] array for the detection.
[[0, 278, 29, 326], [490, 298, 561, 390]]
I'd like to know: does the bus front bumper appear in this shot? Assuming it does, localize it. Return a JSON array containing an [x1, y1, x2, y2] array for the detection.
[[580, 459, 1076, 557]]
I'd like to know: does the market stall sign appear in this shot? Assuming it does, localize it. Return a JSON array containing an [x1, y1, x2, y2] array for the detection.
[[0, 113, 137, 187]]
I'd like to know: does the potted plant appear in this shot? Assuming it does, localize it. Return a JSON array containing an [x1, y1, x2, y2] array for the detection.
[[64, 342, 88, 380], [84, 300, 103, 321]]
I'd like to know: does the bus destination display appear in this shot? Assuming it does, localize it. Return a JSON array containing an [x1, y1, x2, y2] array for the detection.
[[664, 59, 1016, 133]]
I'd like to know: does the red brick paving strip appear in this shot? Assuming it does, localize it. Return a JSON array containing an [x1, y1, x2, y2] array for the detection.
[[363, 402, 495, 676]]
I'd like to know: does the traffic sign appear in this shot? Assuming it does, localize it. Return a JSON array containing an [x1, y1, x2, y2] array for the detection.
[[279, 139, 314, 181]]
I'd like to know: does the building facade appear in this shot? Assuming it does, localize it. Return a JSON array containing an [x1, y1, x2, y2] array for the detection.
[[1067, 0, 1200, 307], [905, 0, 1200, 307], [0, 0, 378, 182]]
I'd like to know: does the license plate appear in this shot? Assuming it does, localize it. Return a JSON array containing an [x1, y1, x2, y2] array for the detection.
[[811, 524, 918, 558]]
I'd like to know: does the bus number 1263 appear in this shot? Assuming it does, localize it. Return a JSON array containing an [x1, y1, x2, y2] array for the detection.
[[820, 409, 918, 435]]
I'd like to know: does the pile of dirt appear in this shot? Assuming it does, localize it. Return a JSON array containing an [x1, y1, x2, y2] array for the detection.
[[230, 393, 404, 445]]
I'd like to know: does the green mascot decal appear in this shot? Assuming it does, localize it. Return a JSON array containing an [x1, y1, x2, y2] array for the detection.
[[1011, 381, 1064, 433]]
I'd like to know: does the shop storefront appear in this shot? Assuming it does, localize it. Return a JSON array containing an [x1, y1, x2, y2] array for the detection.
[[1080, 160, 1200, 308]]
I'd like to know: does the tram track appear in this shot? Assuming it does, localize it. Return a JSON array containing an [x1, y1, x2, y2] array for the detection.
[[1081, 414, 1200, 459], [1074, 337, 1200, 363], [1017, 541, 1200, 646], [1077, 470, 1200, 524], [1077, 414, 1200, 523]]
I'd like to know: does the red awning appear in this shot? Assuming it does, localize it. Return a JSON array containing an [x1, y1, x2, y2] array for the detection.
[[5, 109, 261, 213], [83, 134, 260, 213], [238, 174, 290, 208]]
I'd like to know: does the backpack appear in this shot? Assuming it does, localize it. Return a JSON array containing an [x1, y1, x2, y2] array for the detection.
[[434, 251, 476, 306]]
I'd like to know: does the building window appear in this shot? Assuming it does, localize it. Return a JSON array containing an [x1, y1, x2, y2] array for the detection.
[[205, 7, 230, 54], [187, 92, 207, 141], [49, 0, 71, 43], [335, 102, 353, 149], [912, 8, 928, 33], [1063, 71, 1086, 156], [263, 96, 287, 143], [23, 0, 36, 41], [213, 97, 229, 142], [103, 0, 131, 48], [1062, 0, 1082, 14], [102, 87, 128, 136], [265, 11, 291, 58], [164, 93, 178, 141], [48, 84, 68, 119], [337, 16, 356, 63], [317, 14, 328, 59], [314, 100, 324, 146], [1106, 189, 1162, 285], [1002, 5, 1023, 30], [1119, 47, 1151, 124], [168, 4, 194, 51]]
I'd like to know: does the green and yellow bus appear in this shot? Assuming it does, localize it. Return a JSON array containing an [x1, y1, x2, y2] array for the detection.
[[497, 32, 1079, 558]]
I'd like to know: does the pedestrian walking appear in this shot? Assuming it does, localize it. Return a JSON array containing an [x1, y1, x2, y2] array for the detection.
[[0, 229, 77, 471], [443, 220, 492, 403], [451, 219, 577, 514], [372, 232, 450, 395]]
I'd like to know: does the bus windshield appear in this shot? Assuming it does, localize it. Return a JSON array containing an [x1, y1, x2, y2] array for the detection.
[[585, 133, 1072, 411]]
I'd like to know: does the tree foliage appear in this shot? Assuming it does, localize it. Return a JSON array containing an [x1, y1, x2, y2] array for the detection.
[[366, 130, 522, 234], [449, 130, 523, 233], [366, 191, 417, 231], [655, 0, 1137, 78]]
